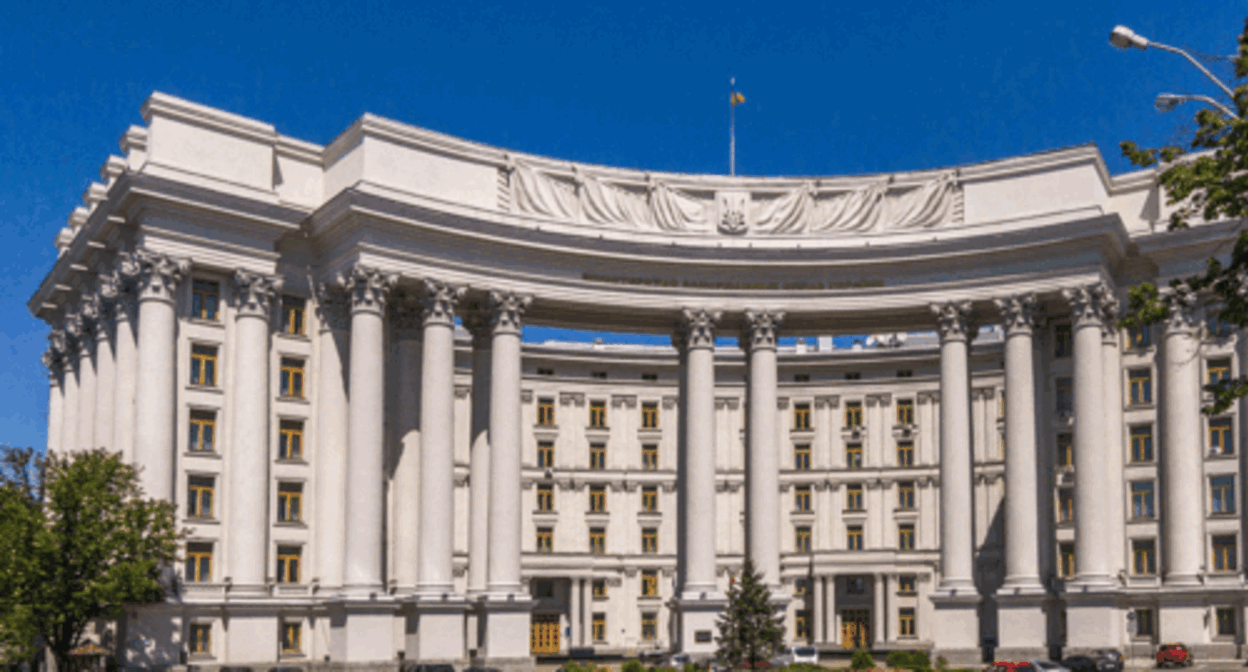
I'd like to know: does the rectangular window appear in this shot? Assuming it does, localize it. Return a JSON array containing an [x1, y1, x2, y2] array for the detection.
[[794, 486, 811, 512], [589, 485, 607, 513], [1054, 324, 1072, 358], [795, 526, 812, 553], [277, 482, 303, 523], [1209, 312, 1236, 338], [845, 372, 861, 381], [641, 372, 657, 381], [897, 369, 913, 378], [897, 441, 914, 466], [846, 484, 864, 510], [278, 419, 303, 461], [845, 444, 863, 469], [1209, 358, 1232, 385], [1059, 543, 1075, 578], [1055, 377, 1073, 414], [641, 570, 658, 597], [1132, 539, 1156, 575], [1136, 608, 1155, 637], [592, 580, 607, 599], [794, 403, 812, 430], [1210, 417, 1234, 455], [1130, 425, 1154, 462], [1058, 488, 1074, 523], [898, 524, 915, 550], [279, 358, 305, 398], [794, 374, 810, 382], [794, 444, 811, 471], [280, 621, 301, 654], [187, 476, 214, 519], [591, 371, 608, 379], [592, 613, 606, 642], [795, 611, 810, 640], [281, 296, 305, 335], [192, 280, 220, 321], [642, 444, 658, 470], [899, 608, 916, 638], [537, 441, 554, 468], [1131, 481, 1155, 519], [589, 527, 605, 555], [642, 486, 658, 513], [1217, 607, 1238, 637], [276, 546, 301, 583], [1212, 475, 1237, 514], [1214, 535, 1238, 571], [896, 399, 914, 425], [642, 402, 659, 429], [537, 398, 555, 426], [537, 485, 554, 512], [589, 401, 607, 428], [189, 410, 216, 452], [189, 623, 211, 655], [898, 575, 916, 594], [641, 612, 657, 641], [641, 527, 658, 554], [536, 527, 553, 553], [589, 443, 606, 470], [1128, 325, 1152, 349], [794, 578, 809, 596], [1129, 369, 1153, 405], [846, 526, 863, 550], [897, 482, 915, 509], [1057, 433, 1074, 468], [190, 345, 218, 387], [537, 368, 555, 376], [185, 542, 212, 583], [844, 402, 863, 428]]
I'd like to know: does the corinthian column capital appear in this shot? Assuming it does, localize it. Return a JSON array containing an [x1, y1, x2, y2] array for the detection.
[[488, 290, 532, 335], [674, 308, 722, 351], [1098, 286, 1121, 342], [338, 265, 399, 315], [63, 311, 85, 347], [1160, 281, 1202, 334], [1061, 283, 1107, 328], [420, 279, 467, 326], [930, 300, 974, 342], [993, 293, 1040, 335], [313, 283, 351, 332], [741, 309, 785, 350], [135, 248, 190, 304], [233, 270, 284, 319]]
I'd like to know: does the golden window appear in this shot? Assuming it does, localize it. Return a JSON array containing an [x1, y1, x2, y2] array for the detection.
[[1213, 535, 1238, 572], [1059, 543, 1075, 578], [1132, 539, 1156, 575], [537, 441, 554, 468], [641, 486, 658, 512], [589, 527, 605, 555], [1054, 323, 1072, 357], [187, 476, 214, 519], [793, 403, 812, 430], [640, 612, 657, 641], [795, 611, 810, 640], [896, 399, 914, 425], [846, 526, 863, 550], [793, 578, 808, 596], [642, 444, 658, 470], [276, 546, 301, 583], [278, 419, 303, 461], [846, 484, 864, 510], [1055, 377, 1073, 414], [844, 401, 863, 428], [641, 527, 658, 554], [1058, 489, 1074, 523], [1212, 475, 1236, 514], [641, 570, 658, 597], [1130, 425, 1153, 462], [189, 410, 216, 452], [845, 444, 863, 469], [1129, 369, 1153, 405], [190, 345, 217, 386], [537, 398, 555, 426], [897, 482, 915, 509], [281, 295, 305, 335], [1210, 417, 1234, 455], [589, 486, 607, 513], [592, 613, 606, 641], [1057, 433, 1073, 468], [192, 279, 219, 321], [280, 621, 301, 654], [1128, 324, 1152, 348], [899, 608, 916, 637], [280, 358, 305, 398], [1209, 358, 1232, 385], [897, 575, 916, 594], [592, 580, 607, 599], [537, 485, 554, 512], [642, 402, 659, 429], [536, 527, 553, 553], [589, 401, 607, 428], [898, 524, 915, 550], [1135, 609, 1155, 637], [589, 443, 606, 470], [189, 623, 211, 655], [277, 482, 303, 523], [794, 486, 811, 512], [795, 526, 811, 553], [1217, 607, 1237, 637], [896, 441, 914, 466], [185, 542, 212, 583], [794, 444, 811, 470], [1131, 481, 1155, 519]]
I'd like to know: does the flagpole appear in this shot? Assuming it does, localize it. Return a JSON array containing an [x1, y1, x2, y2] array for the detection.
[[730, 77, 736, 176]]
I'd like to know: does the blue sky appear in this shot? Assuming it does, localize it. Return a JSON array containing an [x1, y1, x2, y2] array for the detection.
[[1, 1, 1244, 448]]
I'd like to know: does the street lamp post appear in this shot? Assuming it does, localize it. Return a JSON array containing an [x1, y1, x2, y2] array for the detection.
[[1109, 24, 1240, 118]]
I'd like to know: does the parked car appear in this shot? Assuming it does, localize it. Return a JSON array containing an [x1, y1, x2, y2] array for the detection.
[[1155, 643, 1192, 668], [772, 646, 819, 667], [1061, 656, 1098, 672], [1092, 650, 1123, 672], [1030, 661, 1071, 672], [993, 663, 1035, 672], [666, 653, 693, 668]]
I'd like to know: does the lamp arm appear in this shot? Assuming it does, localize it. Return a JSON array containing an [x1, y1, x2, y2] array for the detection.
[[1187, 94, 1237, 118], [1152, 41, 1238, 102]]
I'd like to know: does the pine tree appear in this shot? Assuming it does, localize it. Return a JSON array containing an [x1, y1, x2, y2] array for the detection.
[[715, 559, 785, 668]]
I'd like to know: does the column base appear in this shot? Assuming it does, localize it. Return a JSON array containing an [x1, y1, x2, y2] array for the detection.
[[344, 602, 397, 663], [929, 591, 981, 660], [672, 595, 728, 656], [1063, 590, 1121, 651], [995, 591, 1048, 654], [480, 594, 536, 663], [414, 594, 470, 662]]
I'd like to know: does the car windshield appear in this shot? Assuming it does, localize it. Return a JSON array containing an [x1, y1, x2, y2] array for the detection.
[[1037, 663, 1062, 670], [795, 648, 816, 656]]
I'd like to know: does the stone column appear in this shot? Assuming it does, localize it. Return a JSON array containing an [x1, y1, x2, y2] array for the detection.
[[826, 577, 836, 646], [133, 250, 188, 502], [392, 298, 422, 593], [928, 300, 980, 660], [226, 270, 282, 594], [90, 289, 116, 453], [314, 284, 350, 590], [463, 309, 492, 599], [59, 326, 79, 454], [873, 574, 885, 645], [570, 578, 582, 648], [742, 310, 784, 594], [112, 254, 141, 465], [1159, 284, 1205, 586], [673, 308, 724, 655], [42, 337, 66, 457], [73, 299, 99, 450], [813, 575, 824, 643], [1100, 295, 1126, 577], [415, 278, 469, 663]]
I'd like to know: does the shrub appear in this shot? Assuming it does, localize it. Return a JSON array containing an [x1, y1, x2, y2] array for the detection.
[[787, 664, 827, 672], [886, 650, 931, 672], [623, 660, 646, 672], [851, 649, 876, 670], [562, 661, 586, 672], [683, 663, 701, 672], [934, 657, 949, 672]]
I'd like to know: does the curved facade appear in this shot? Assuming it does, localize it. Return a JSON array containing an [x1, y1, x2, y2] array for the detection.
[[29, 92, 1248, 669]]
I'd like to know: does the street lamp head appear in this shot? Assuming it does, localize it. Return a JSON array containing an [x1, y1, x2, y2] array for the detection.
[[1110, 25, 1149, 50], [1155, 94, 1185, 112]]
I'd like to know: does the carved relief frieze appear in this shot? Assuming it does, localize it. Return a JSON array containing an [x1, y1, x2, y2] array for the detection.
[[454, 385, 471, 399], [611, 394, 637, 409], [814, 395, 840, 409], [521, 389, 534, 404], [662, 396, 678, 410], [560, 392, 585, 407], [866, 393, 892, 406]]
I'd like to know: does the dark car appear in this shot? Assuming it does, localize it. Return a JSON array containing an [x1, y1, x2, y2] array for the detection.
[[1062, 656, 1098, 672], [1156, 643, 1191, 668], [1092, 650, 1123, 672]]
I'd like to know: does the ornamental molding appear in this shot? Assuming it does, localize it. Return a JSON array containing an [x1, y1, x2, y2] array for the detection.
[[917, 390, 940, 404], [419, 278, 465, 325], [611, 394, 637, 409], [931, 300, 975, 341], [453, 473, 469, 487], [994, 293, 1041, 335], [659, 481, 677, 493], [1098, 287, 1121, 339], [521, 389, 534, 404], [1160, 281, 1202, 334], [972, 387, 996, 400], [134, 248, 190, 304], [338, 265, 399, 315], [232, 269, 284, 319], [454, 385, 472, 399], [674, 308, 721, 350], [814, 395, 840, 409], [1061, 283, 1109, 328], [559, 392, 585, 407], [777, 397, 790, 410], [488, 290, 532, 335], [313, 283, 351, 331], [741, 309, 785, 350], [866, 393, 892, 406], [662, 396, 678, 410], [715, 397, 741, 411]]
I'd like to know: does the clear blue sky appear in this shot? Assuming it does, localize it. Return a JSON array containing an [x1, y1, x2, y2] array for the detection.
[[2, 1, 1243, 449]]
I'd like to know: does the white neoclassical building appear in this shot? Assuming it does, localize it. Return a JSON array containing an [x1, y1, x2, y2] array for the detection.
[[30, 92, 1248, 670]]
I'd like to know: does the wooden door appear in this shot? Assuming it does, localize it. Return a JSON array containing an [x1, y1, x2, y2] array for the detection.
[[531, 614, 561, 654], [840, 609, 871, 649]]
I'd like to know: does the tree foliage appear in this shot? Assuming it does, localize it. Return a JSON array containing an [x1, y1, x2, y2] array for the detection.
[[1119, 18, 1248, 414], [714, 559, 784, 668], [0, 447, 183, 670]]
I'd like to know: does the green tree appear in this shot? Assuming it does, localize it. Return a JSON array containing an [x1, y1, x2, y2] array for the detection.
[[714, 559, 784, 668], [1119, 19, 1248, 414], [0, 447, 183, 671]]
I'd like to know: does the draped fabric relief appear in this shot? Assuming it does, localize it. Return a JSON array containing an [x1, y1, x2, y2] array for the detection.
[[809, 182, 888, 233]]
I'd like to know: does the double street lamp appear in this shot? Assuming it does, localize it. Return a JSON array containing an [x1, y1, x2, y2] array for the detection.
[[1109, 25, 1238, 118]]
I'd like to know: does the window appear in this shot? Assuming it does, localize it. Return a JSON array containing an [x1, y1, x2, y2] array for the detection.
[[1059, 543, 1075, 578], [1058, 489, 1074, 523], [795, 526, 812, 553], [1057, 433, 1073, 468], [280, 621, 301, 654], [1128, 325, 1152, 348], [1132, 539, 1156, 575], [1217, 607, 1238, 637], [899, 608, 916, 637], [537, 398, 555, 425], [276, 546, 301, 583], [896, 442, 914, 466], [897, 575, 916, 594], [846, 576, 866, 594], [897, 482, 915, 509], [537, 441, 554, 468], [845, 444, 863, 469], [793, 578, 809, 596], [281, 296, 305, 335], [896, 399, 914, 425], [589, 401, 607, 428], [794, 403, 812, 430], [189, 623, 211, 655], [592, 613, 606, 642], [591, 371, 608, 379], [1054, 324, 1072, 358], [279, 358, 305, 398], [189, 410, 216, 452], [641, 527, 658, 554], [277, 483, 303, 523], [185, 542, 212, 583], [641, 570, 658, 597], [1135, 609, 1155, 637], [1130, 425, 1154, 462], [538, 368, 555, 376], [845, 372, 861, 381], [794, 444, 811, 471], [846, 526, 863, 550], [794, 374, 810, 382], [1209, 358, 1232, 385], [589, 443, 606, 470], [187, 476, 214, 519], [642, 402, 659, 429], [190, 345, 217, 386], [589, 527, 605, 555], [1212, 475, 1236, 514], [846, 484, 864, 510], [642, 486, 658, 512], [794, 486, 811, 512], [795, 611, 810, 640], [1130, 481, 1155, 519], [641, 372, 657, 381], [532, 579, 555, 598], [192, 280, 220, 321], [536, 527, 553, 553], [1055, 377, 1073, 414], [642, 444, 658, 470], [1213, 535, 1238, 571], [641, 612, 657, 641], [898, 524, 915, 550], [537, 485, 554, 512], [1210, 417, 1234, 455], [589, 486, 607, 513], [844, 402, 863, 428], [1209, 313, 1235, 338], [897, 369, 913, 378], [278, 420, 303, 461], [592, 580, 607, 599], [1129, 369, 1153, 405]]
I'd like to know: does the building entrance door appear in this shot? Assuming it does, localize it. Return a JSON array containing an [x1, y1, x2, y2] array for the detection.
[[840, 609, 871, 649], [531, 614, 561, 655]]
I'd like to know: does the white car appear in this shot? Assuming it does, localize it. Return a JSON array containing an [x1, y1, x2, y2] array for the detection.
[[666, 653, 693, 668], [1031, 661, 1071, 672], [774, 646, 819, 666]]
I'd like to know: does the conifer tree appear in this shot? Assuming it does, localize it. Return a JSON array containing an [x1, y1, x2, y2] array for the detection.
[[715, 559, 784, 668]]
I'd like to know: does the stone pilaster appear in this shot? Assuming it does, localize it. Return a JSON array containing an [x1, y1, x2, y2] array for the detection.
[[133, 249, 189, 502], [314, 283, 351, 592], [111, 252, 140, 465], [1099, 290, 1126, 577], [741, 309, 784, 595], [75, 294, 99, 450], [93, 271, 121, 454], [1159, 282, 1205, 587], [43, 331, 68, 457]]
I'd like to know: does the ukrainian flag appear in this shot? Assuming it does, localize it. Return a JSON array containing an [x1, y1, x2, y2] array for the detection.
[[731, 91, 745, 106]]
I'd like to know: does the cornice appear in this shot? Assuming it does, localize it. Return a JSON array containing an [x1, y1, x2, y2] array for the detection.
[[142, 92, 277, 145]]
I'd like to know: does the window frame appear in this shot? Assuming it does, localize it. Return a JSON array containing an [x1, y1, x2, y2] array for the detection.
[[589, 486, 607, 513], [276, 545, 302, 584], [795, 526, 812, 553], [278, 419, 304, 461], [280, 621, 302, 655], [191, 279, 220, 321], [536, 484, 554, 512], [898, 524, 915, 550], [641, 569, 659, 597], [1213, 534, 1238, 572], [1212, 475, 1237, 514], [1131, 539, 1157, 575], [794, 485, 811, 512], [589, 400, 608, 428], [537, 398, 556, 426], [185, 542, 213, 583], [189, 623, 212, 656], [793, 403, 812, 430], [537, 441, 554, 468], [187, 476, 214, 519], [897, 482, 915, 509], [896, 399, 915, 425], [1059, 543, 1075, 578], [641, 402, 659, 429], [279, 357, 306, 399], [281, 295, 306, 336], [896, 441, 914, 466], [536, 527, 553, 553], [190, 344, 218, 387], [846, 484, 864, 511], [589, 527, 606, 555], [846, 525, 863, 550], [1130, 425, 1154, 463], [641, 527, 658, 554], [1209, 417, 1234, 456], [1128, 368, 1153, 405], [189, 410, 217, 453], [794, 444, 812, 470], [845, 443, 863, 469], [844, 402, 863, 428], [1130, 480, 1155, 520], [898, 608, 916, 638], [589, 443, 606, 470], [277, 482, 303, 523], [641, 444, 658, 470], [641, 486, 658, 513]]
